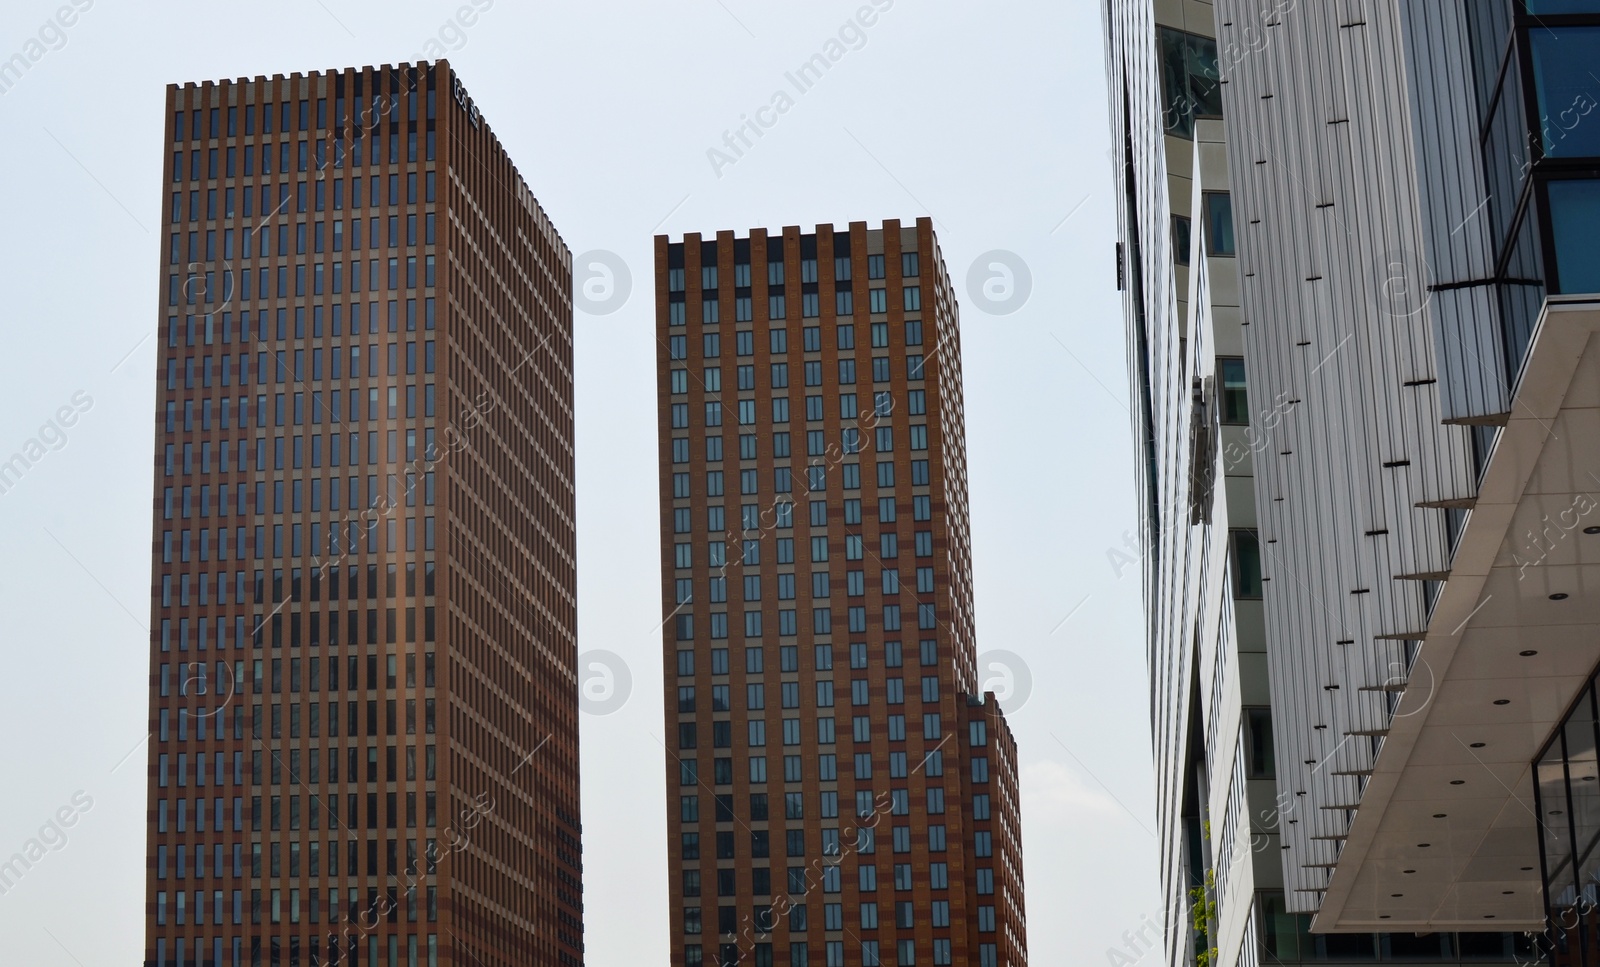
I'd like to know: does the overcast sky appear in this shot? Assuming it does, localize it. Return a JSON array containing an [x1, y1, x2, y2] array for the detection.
[[0, 1, 1157, 963]]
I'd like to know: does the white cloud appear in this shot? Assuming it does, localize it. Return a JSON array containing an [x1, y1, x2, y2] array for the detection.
[[1021, 758, 1129, 823]]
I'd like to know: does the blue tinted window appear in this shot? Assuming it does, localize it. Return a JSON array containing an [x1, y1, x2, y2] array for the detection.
[[1205, 192, 1235, 257], [1548, 179, 1600, 293], [1530, 28, 1600, 157], [1528, 0, 1600, 12]]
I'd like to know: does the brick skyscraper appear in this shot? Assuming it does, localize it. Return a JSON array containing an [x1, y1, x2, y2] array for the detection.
[[654, 219, 1026, 967], [146, 62, 583, 967]]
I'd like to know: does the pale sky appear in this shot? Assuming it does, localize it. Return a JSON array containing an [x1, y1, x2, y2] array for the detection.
[[0, 1, 1158, 964]]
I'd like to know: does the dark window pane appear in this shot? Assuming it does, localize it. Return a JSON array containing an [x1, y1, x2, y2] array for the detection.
[[1205, 192, 1235, 257], [1245, 708, 1275, 779], [1547, 179, 1600, 294], [1260, 892, 1311, 961], [1220, 357, 1248, 425], [1232, 530, 1262, 599], [1158, 27, 1222, 138], [1527, 0, 1600, 13]]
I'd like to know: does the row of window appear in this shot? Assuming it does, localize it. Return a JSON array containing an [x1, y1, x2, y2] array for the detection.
[[672, 567, 936, 608], [159, 434, 439, 481], [671, 601, 938, 641], [170, 215, 436, 270], [678, 790, 994, 825], [679, 640, 939, 677], [155, 698, 436, 753], [670, 466, 930, 506], [174, 91, 437, 144], [671, 537, 935, 578], [151, 782, 440, 836], [151, 934, 443, 967], [159, 654, 437, 709], [166, 302, 437, 351], [170, 257, 436, 306], [680, 675, 945, 712], [156, 602, 435, 652], [668, 503, 931, 548], [158, 513, 436, 565], [682, 822, 964, 860], [674, 373, 926, 411], [682, 861, 971, 896], [669, 336, 927, 379], [160, 565, 438, 613], [156, 886, 440, 928], [680, 751, 980, 786], [156, 836, 448, 885], [169, 165, 434, 226], [685, 938, 1000, 967], [672, 501, 931, 539], [669, 252, 921, 293], [166, 398, 435, 444], [162, 481, 434, 534], [152, 743, 437, 793], [673, 427, 926, 463], [670, 287, 923, 324], [173, 139, 434, 183], [686, 899, 996, 935], [1171, 192, 1235, 262]]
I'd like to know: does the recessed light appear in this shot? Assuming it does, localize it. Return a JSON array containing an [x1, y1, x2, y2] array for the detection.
[[1380, 915, 1392, 920], [1391, 893, 1403, 898], [1304, 760, 1316, 765], [1433, 813, 1448, 818], [1550, 593, 1569, 601], [1484, 915, 1496, 919], [1450, 780, 1465, 785], [1520, 650, 1538, 657], [1503, 891, 1515, 895], [1586, 526, 1600, 535], [1493, 699, 1510, 705], [1522, 866, 1534, 871], [1403, 869, 1416, 874], [1470, 743, 1486, 748], [1418, 843, 1431, 848], [1552, 810, 1565, 816]]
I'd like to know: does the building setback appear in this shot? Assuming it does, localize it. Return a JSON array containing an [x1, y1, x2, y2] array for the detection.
[[653, 220, 1025, 967], [146, 62, 584, 967]]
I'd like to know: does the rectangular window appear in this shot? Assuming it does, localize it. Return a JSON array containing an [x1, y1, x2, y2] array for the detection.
[[1219, 357, 1249, 424], [1231, 529, 1262, 599], [1204, 191, 1235, 257], [1245, 706, 1276, 779], [1158, 26, 1222, 139], [1172, 215, 1192, 266]]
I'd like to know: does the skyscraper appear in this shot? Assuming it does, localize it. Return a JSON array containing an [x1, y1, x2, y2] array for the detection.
[[1105, 0, 1596, 961], [146, 62, 584, 967], [653, 220, 1026, 967]]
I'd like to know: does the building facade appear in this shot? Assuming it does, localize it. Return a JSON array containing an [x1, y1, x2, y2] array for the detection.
[[653, 220, 1025, 967], [146, 62, 584, 967], [1206, 0, 1600, 955], [1103, 0, 1590, 961], [1103, 4, 1277, 965]]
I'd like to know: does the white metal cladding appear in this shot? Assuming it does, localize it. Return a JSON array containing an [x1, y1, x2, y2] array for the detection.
[[1107, 3, 1275, 964], [1211, 0, 1479, 913], [1107, 1, 1228, 960], [1395, 0, 1508, 423]]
